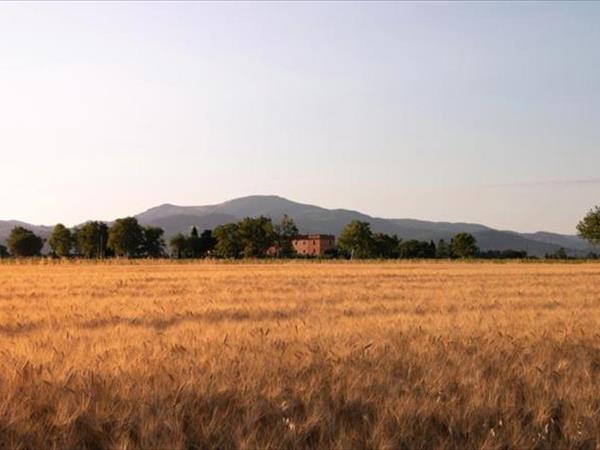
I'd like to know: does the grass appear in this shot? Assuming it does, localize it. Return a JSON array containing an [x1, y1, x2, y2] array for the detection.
[[1, 260, 600, 449]]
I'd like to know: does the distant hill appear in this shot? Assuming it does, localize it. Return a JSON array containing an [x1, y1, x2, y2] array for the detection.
[[134, 195, 595, 257], [0, 221, 53, 245], [1, 195, 596, 257]]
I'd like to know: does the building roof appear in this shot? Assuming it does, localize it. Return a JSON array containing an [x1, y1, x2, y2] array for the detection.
[[292, 234, 335, 240]]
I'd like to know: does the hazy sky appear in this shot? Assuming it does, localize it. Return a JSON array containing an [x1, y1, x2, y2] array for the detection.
[[1, 2, 599, 233]]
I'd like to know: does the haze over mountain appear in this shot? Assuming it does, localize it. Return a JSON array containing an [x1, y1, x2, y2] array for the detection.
[[0, 221, 53, 244], [1, 195, 595, 257]]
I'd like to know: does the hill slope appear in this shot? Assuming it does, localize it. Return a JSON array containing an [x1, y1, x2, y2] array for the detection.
[[1, 195, 596, 257], [0, 221, 53, 245], [134, 195, 595, 257]]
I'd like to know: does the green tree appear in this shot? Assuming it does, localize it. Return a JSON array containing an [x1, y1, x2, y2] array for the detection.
[[73, 221, 109, 258], [238, 216, 275, 257], [546, 247, 568, 260], [6, 226, 44, 257], [436, 239, 451, 258], [108, 217, 145, 258], [48, 224, 73, 257], [213, 223, 243, 258], [199, 229, 217, 256], [187, 228, 217, 258], [0, 245, 8, 258], [372, 233, 400, 258], [142, 226, 165, 257], [169, 233, 188, 259], [274, 215, 299, 257], [338, 220, 374, 259], [450, 233, 479, 259], [187, 226, 203, 258], [398, 240, 435, 259], [577, 206, 600, 247], [428, 240, 436, 257]]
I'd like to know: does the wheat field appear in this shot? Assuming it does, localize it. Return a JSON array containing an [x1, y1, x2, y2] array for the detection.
[[1, 260, 600, 449]]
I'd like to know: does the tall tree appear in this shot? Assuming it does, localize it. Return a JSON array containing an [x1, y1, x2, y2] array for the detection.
[[169, 233, 188, 259], [577, 206, 600, 247], [199, 229, 217, 256], [213, 223, 243, 258], [398, 240, 435, 259], [372, 233, 400, 258], [238, 216, 276, 257], [185, 228, 216, 258], [48, 224, 73, 257], [73, 221, 109, 258], [6, 226, 44, 257], [0, 245, 8, 258], [108, 217, 145, 258], [546, 247, 568, 260], [436, 239, 451, 258], [187, 226, 203, 258], [274, 215, 299, 257], [450, 233, 479, 259], [428, 240, 437, 257], [142, 226, 165, 258], [338, 221, 374, 259]]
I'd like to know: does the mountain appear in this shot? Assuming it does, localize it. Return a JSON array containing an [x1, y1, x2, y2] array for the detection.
[[134, 195, 595, 257], [0, 221, 53, 245], [520, 231, 595, 253], [1, 195, 596, 257]]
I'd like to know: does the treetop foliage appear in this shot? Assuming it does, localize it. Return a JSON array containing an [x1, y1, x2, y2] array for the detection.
[[169, 228, 216, 259], [338, 220, 374, 259], [4, 205, 598, 260], [274, 214, 299, 257], [577, 206, 600, 246], [450, 233, 479, 259], [49, 224, 73, 257], [6, 226, 44, 257], [74, 221, 109, 258], [108, 217, 145, 257]]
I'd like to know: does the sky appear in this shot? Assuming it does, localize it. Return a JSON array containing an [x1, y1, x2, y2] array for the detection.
[[1, 2, 599, 234]]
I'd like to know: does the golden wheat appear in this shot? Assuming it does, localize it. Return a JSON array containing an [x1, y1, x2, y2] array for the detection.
[[1, 260, 599, 449]]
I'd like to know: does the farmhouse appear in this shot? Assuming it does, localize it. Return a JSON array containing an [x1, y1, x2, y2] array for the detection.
[[292, 234, 336, 256]]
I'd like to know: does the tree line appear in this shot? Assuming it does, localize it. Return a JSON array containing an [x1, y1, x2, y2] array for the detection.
[[0, 215, 299, 259], [336, 220, 480, 259], [1, 205, 599, 259], [2, 218, 167, 259]]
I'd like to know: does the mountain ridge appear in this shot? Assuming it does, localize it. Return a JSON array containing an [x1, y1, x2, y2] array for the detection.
[[1, 195, 596, 257]]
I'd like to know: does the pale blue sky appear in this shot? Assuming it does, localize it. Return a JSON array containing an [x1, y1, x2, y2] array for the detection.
[[1, 1, 599, 233]]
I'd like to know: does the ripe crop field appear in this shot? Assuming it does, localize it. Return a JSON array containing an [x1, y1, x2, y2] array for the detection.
[[1, 261, 600, 449]]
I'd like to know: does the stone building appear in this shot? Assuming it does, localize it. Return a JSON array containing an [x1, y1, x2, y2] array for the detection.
[[292, 234, 336, 256]]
